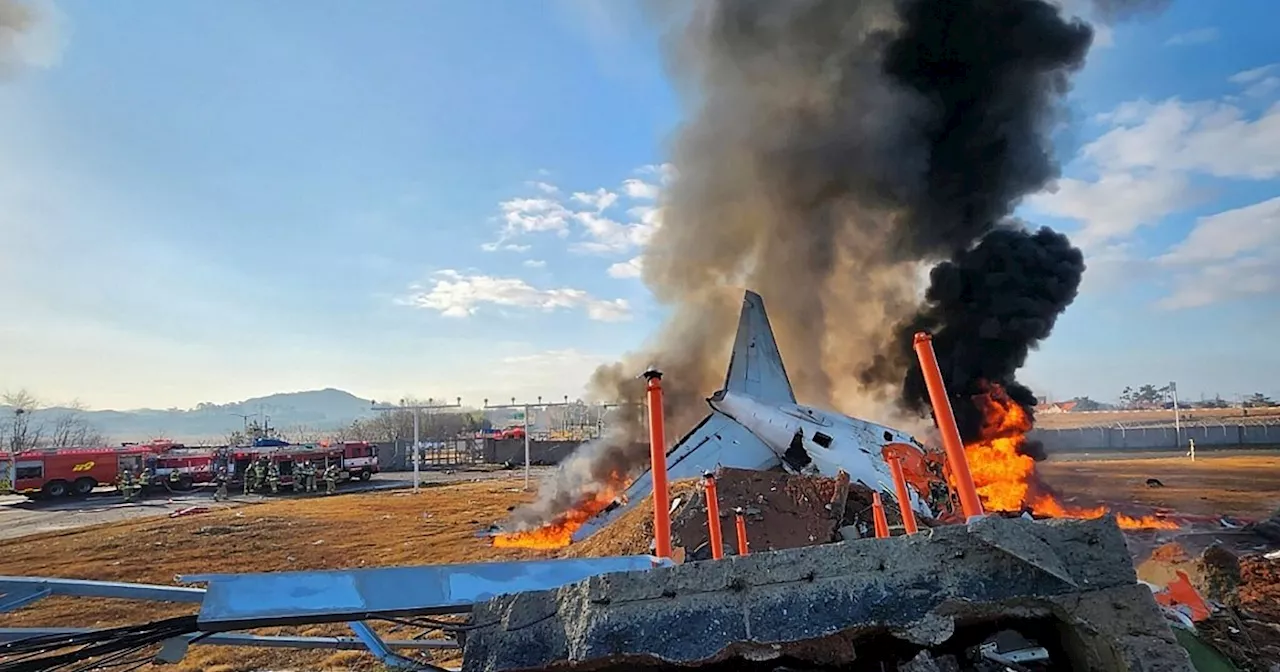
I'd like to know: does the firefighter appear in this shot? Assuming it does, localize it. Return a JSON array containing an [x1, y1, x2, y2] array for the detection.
[[252, 458, 267, 493], [242, 463, 253, 495], [213, 467, 229, 501], [168, 468, 182, 491], [293, 462, 305, 493], [266, 460, 280, 494], [117, 469, 136, 503], [303, 460, 317, 493], [323, 463, 339, 495], [138, 467, 153, 497]]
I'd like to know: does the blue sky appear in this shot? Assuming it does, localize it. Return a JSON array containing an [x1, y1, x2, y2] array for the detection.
[[0, 0, 1277, 411]]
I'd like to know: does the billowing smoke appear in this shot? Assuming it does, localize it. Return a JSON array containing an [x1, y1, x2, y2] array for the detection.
[[892, 226, 1086, 457], [506, 0, 1142, 530], [0, 0, 55, 77]]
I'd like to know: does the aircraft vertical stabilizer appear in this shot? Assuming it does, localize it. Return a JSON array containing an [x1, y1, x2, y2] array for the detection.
[[723, 290, 795, 405]]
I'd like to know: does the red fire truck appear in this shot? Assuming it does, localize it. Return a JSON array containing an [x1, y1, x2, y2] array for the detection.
[[1, 444, 170, 498], [0, 441, 379, 499]]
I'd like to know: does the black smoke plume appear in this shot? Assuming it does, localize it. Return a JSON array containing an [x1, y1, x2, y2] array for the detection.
[[895, 227, 1086, 455], [505, 0, 1120, 530]]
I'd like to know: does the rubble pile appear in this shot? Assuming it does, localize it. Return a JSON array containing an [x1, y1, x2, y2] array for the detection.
[[670, 468, 850, 559], [562, 469, 853, 560], [1138, 542, 1280, 670], [462, 516, 1193, 672]]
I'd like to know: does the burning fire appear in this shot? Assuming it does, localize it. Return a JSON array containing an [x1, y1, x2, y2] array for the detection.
[[492, 473, 630, 550], [963, 383, 1178, 531]]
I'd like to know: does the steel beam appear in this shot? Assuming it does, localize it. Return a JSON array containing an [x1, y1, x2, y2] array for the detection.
[[0, 576, 205, 610], [182, 555, 669, 630], [349, 620, 442, 670]]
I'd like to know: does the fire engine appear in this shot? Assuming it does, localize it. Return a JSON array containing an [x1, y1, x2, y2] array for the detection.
[[0, 441, 379, 499], [1, 443, 171, 498]]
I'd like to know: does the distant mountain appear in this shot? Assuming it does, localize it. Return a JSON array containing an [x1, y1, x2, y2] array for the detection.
[[1, 388, 378, 444]]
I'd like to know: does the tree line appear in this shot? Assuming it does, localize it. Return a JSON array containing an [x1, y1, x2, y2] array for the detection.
[[1064, 387, 1277, 412], [2, 390, 106, 453]]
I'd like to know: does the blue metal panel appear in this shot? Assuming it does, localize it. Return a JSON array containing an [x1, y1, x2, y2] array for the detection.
[[183, 555, 668, 630], [0, 586, 50, 613], [0, 576, 205, 607]]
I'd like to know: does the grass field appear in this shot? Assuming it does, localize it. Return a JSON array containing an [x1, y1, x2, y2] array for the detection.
[[4, 454, 1280, 671]]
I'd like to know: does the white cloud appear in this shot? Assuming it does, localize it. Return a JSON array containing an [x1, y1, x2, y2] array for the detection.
[[498, 197, 573, 235], [522, 259, 547, 268], [481, 241, 531, 252], [622, 178, 660, 200], [1029, 170, 1195, 245], [570, 188, 618, 212], [404, 270, 631, 321], [1155, 197, 1280, 309], [607, 256, 643, 279], [1230, 64, 1280, 99], [1036, 92, 1280, 249], [638, 163, 676, 185], [1159, 196, 1280, 265], [1229, 64, 1277, 85], [570, 211, 656, 254], [1083, 98, 1280, 179], [527, 180, 559, 195], [1164, 27, 1219, 47]]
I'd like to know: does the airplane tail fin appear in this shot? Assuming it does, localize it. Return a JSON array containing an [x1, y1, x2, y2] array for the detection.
[[721, 290, 796, 405]]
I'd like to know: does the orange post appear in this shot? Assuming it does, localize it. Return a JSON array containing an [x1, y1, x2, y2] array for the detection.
[[703, 471, 724, 560], [733, 507, 749, 556], [872, 492, 890, 538], [912, 332, 985, 520], [644, 369, 673, 559], [886, 455, 919, 535]]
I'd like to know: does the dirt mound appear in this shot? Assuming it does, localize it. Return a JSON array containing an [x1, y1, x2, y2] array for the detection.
[[562, 468, 852, 560], [670, 468, 849, 558]]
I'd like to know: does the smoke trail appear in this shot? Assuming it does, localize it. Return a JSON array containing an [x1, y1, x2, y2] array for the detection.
[[507, 0, 1115, 529]]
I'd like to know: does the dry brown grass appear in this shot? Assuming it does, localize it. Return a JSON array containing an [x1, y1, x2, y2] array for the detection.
[[0, 479, 553, 671], [1040, 454, 1280, 519]]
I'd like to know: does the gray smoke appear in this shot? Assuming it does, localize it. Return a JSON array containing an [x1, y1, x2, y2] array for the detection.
[[0, 0, 35, 74], [505, 0, 1162, 531]]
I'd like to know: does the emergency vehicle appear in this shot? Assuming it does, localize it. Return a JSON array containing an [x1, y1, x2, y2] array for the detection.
[[0, 441, 379, 498], [1, 444, 169, 498]]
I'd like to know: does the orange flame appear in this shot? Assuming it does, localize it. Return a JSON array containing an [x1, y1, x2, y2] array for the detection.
[[962, 383, 1177, 531], [492, 472, 630, 550]]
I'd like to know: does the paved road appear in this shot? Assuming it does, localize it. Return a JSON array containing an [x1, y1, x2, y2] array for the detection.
[[0, 467, 556, 541]]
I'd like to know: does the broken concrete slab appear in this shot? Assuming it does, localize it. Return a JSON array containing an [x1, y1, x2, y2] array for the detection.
[[462, 516, 1194, 672]]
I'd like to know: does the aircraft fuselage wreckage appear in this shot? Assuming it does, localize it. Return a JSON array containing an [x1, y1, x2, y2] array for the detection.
[[572, 290, 937, 543]]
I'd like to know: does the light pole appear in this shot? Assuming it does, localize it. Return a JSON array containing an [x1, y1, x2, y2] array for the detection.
[[371, 397, 462, 492], [484, 397, 579, 490], [1169, 381, 1181, 450]]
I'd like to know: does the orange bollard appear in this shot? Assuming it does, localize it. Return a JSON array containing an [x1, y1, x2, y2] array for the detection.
[[872, 492, 890, 539], [644, 369, 672, 559], [886, 454, 919, 535], [912, 332, 985, 520], [734, 507, 749, 556], [703, 471, 724, 560]]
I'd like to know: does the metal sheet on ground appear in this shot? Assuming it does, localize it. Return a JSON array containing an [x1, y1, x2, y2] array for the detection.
[[186, 555, 669, 629]]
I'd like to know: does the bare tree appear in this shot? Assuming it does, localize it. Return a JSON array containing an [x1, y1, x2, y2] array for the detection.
[[46, 399, 106, 448], [3, 389, 44, 453]]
